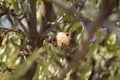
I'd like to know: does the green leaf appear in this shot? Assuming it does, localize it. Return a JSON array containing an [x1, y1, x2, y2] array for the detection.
[[7, 48, 19, 67], [37, 0, 41, 5], [12, 0, 20, 13]]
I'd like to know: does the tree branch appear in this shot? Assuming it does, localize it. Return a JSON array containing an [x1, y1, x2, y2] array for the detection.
[[39, 0, 55, 34], [28, 0, 37, 36], [21, 0, 38, 80], [0, 27, 26, 37]]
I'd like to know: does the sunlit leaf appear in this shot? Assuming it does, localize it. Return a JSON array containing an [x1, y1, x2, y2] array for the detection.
[[12, 0, 20, 13]]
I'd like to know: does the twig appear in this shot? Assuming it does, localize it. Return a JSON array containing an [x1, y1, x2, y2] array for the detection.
[[11, 14, 29, 37], [0, 27, 26, 37], [0, 5, 29, 37]]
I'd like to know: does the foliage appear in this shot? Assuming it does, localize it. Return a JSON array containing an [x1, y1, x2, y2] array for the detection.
[[0, 0, 120, 80]]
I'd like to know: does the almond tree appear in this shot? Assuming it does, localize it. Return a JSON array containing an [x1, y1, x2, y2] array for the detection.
[[0, 0, 120, 80]]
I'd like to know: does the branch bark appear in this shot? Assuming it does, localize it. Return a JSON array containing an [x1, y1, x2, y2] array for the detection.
[[22, 0, 38, 80], [39, 0, 55, 34], [27, 0, 38, 48]]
